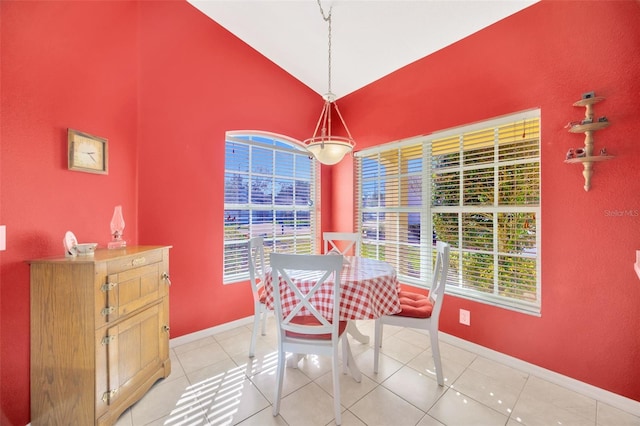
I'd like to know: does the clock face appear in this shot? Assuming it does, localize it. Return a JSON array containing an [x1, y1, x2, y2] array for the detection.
[[68, 129, 108, 174], [74, 138, 102, 168]]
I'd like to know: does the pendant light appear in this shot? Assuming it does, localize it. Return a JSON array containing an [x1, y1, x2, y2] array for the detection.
[[304, 0, 356, 165]]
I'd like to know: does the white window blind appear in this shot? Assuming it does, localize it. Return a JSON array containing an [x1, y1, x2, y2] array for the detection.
[[224, 133, 318, 283], [356, 110, 541, 314]]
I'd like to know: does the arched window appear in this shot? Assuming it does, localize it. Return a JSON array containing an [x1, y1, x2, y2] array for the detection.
[[223, 131, 319, 283]]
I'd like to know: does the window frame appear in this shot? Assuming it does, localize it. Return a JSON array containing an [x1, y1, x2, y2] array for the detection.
[[223, 131, 319, 284], [355, 110, 541, 315]]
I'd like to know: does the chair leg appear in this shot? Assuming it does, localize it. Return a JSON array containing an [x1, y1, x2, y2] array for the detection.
[[341, 335, 348, 375], [373, 319, 383, 373], [249, 308, 260, 358], [273, 344, 286, 416], [332, 346, 342, 426], [430, 327, 444, 386], [260, 308, 267, 336]]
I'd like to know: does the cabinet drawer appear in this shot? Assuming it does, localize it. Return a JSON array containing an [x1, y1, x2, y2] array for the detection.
[[106, 249, 163, 275]]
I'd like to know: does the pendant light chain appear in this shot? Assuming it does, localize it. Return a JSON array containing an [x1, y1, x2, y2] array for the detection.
[[317, 0, 332, 97]]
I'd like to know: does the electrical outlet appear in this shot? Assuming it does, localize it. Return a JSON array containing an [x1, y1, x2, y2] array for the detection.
[[459, 309, 471, 326]]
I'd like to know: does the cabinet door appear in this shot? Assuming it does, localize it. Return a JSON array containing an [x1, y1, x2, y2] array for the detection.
[[98, 302, 167, 410], [102, 262, 163, 323]]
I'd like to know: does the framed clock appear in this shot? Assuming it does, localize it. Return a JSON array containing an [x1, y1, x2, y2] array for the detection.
[[68, 129, 108, 174]]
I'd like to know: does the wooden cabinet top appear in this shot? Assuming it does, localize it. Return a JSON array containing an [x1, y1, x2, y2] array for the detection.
[[28, 245, 172, 264]]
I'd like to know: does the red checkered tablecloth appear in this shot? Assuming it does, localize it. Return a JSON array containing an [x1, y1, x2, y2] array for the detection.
[[264, 256, 402, 321]]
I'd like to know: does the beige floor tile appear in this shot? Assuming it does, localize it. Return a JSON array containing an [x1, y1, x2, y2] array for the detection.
[[376, 333, 424, 364], [293, 353, 335, 380], [173, 336, 217, 355], [277, 381, 342, 426], [428, 388, 509, 426], [215, 326, 256, 357], [233, 350, 280, 377], [438, 341, 477, 367], [331, 409, 368, 426], [467, 356, 528, 391], [176, 340, 231, 374], [381, 365, 447, 412], [406, 348, 469, 387], [199, 376, 271, 425], [142, 409, 210, 426], [350, 385, 426, 426], [131, 376, 206, 425], [450, 366, 521, 416], [510, 391, 596, 426], [213, 325, 251, 342], [315, 367, 379, 408], [113, 408, 133, 426], [186, 357, 246, 394], [249, 359, 312, 403], [514, 376, 597, 423], [166, 348, 187, 383], [393, 327, 432, 350], [597, 401, 640, 426], [354, 347, 404, 384], [236, 406, 289, 426], [416, 413, 446, 426]]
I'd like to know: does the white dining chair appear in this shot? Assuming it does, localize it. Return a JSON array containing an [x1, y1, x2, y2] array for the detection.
[[270, 253, 359, 426], [323, 231, 361, 256], [373, 241, 450, 386], [247, 236, 268, 358]]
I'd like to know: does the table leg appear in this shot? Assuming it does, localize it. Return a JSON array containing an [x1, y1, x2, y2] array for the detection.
[[343, 339, 362, 383], [347, 321, 370, 344], [286, 353, 303, 368]]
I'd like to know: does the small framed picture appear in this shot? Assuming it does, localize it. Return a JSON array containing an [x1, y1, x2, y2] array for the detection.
[[68, 129, 108, 174]]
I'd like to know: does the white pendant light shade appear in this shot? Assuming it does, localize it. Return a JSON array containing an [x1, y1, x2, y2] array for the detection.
[[305, 137, 354, 165]]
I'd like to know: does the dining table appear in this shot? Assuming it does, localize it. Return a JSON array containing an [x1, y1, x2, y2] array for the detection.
[[264, 254, 402, 352]]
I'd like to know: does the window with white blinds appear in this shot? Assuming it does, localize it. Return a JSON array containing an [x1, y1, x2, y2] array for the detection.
[[355, 110, 541, 314], [224, 132, 318, 283]]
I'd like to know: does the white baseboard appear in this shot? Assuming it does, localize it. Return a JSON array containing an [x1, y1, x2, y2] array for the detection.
[[439, 332, 640, 417], [169, 316, 254, 348], [169, 319, 640, 417]]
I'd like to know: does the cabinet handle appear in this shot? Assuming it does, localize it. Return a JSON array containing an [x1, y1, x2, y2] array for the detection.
[[102, 389, 118, 403], [162, 325, 170, 334], [161, 272, 172, 286], [101, 306, 115, 316], [101, 335, 115, 346], [101, 282, 118, 292], [132, 257, 146, 266]]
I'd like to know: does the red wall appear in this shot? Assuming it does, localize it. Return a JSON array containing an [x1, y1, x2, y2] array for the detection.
[[2, 0, 639, 424], [0, 1, 318, 424], [1, 2, 140, 424], [334, 0, 640, 403], [135, 2, 320, 338]]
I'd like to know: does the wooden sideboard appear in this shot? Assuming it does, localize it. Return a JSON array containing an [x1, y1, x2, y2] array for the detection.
[[29, 245, 172, 426]]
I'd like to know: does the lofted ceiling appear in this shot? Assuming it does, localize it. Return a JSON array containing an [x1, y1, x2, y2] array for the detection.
[[188, 0, 539, 99]]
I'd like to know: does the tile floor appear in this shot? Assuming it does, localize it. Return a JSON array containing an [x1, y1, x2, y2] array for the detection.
[[115, 319, 640, 426]]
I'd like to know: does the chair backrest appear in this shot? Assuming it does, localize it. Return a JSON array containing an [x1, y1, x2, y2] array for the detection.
[[247, 236, 266, 300], [270, 253, 343, 340], [323, 232, 361, 256], [429, 241, 450, 325]]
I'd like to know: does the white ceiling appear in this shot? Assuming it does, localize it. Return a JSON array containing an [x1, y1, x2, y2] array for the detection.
[[188, 0, 538, 99]]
